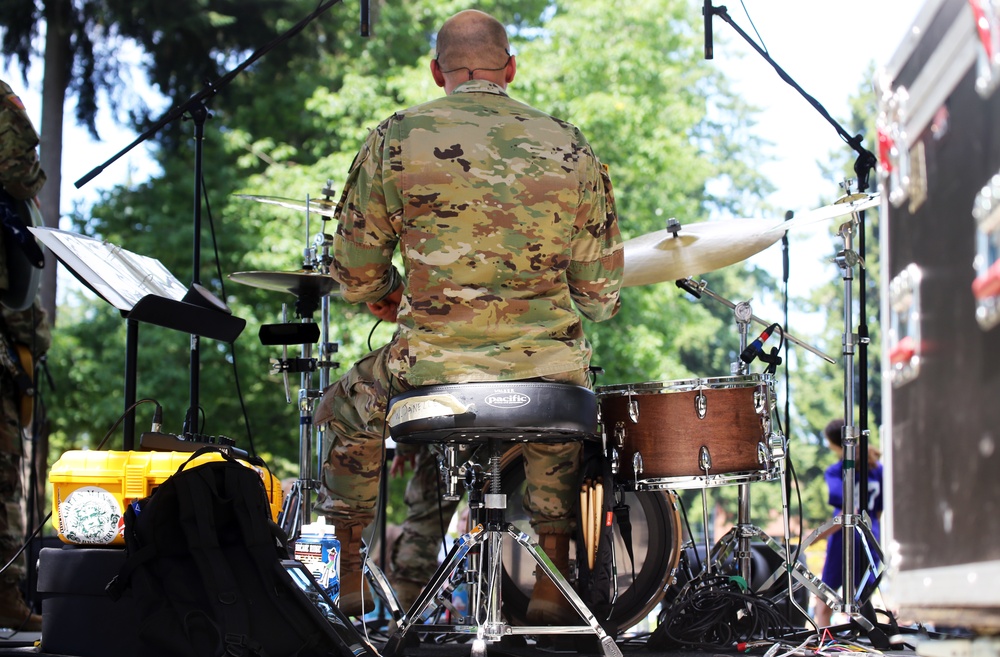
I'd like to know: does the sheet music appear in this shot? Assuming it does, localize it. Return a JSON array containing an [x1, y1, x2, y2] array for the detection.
[[28, 227, 188, 311]]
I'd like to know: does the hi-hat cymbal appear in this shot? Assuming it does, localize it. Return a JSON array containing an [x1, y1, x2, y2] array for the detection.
[[234, 194, 338, 218], [787, 193, 880, 228], [229, 270, 338, 298], [622, 218, 787, 287]]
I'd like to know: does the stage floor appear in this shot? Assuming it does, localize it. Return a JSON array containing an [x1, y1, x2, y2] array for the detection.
[[0, 620, 950, 657]]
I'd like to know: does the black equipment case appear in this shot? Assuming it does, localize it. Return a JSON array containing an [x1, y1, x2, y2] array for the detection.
[[36, 546, 140, 657], [878, 0, 1000, 629]]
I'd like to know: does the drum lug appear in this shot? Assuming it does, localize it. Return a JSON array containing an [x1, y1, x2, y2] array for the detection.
[[610, 447, 620, 475], [632, 451, 644, 479], [628, 397, 639, 423], [698, 445, 712, 472], [695, 390, 707, 419], [613, 422, 626, 450], [756, 441, 770, 467], [768, 432, 786, 462], [753, 386, 768, 415]]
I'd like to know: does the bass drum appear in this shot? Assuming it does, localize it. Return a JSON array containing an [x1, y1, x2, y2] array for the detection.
[[498, 446, 682, 634]]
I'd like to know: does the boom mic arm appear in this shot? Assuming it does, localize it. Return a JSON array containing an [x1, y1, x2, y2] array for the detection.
[[703, 0, 715, 59]]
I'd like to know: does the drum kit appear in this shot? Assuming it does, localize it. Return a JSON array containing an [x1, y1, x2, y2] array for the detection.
[[228, 187, 883, 635]]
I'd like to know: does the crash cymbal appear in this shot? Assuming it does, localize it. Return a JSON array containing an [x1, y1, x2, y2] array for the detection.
[[229, 271, 338, 298], [787, 193, 880, 228], [234, 194, 338, 218], [622, 218, 787, 287]]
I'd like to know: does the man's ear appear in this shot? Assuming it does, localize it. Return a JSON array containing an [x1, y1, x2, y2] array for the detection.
[[431, 58, 446, 88], [505, 55, 516, 84]]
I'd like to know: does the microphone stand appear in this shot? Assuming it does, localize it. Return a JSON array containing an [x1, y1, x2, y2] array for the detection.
[[706, 5, 889, 644], [74, 0, 344, 436]]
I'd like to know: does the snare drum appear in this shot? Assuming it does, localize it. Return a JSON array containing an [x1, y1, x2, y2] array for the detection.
[[597, 375, 780, 490]]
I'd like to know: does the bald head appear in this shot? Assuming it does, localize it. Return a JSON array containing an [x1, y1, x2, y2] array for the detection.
[[435, 10, 510, 75]]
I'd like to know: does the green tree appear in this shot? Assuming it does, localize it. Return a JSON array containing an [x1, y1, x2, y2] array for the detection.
[[45, 0, 783, 539]]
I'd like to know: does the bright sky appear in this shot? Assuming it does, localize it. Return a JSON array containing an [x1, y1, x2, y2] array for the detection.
[[5, 1, 925, 340], [723, 1, 922, 319]]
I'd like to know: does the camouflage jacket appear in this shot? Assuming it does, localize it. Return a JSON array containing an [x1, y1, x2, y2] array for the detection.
[[332, 80, 623, 385], [0, 80, 46, 201]]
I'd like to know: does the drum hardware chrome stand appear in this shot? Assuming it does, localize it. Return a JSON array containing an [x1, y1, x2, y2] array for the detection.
[[830, 213, 884, 625], [702, 300, 814, 622], [696, 448, 717, 574], [275, 202, 341, 542], [701, 5, 892, 639], [672, 282, 839, 604], [383, 439, 623, 657], [675, 278, 836, 365], [732, 301, 759, 584]]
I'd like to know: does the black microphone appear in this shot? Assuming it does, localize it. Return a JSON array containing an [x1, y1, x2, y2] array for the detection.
[[360, 0, 370, 37], [703, 0, 714, 60], [740, 323, 778, 364]]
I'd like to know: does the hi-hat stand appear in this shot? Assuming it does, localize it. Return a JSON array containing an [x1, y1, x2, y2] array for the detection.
[[807, 203, 886, 630], [230, 200, 340, 541]]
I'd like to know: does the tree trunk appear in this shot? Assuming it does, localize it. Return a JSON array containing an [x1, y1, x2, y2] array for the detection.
[[34, 0, 74, 524], [37, 0, 72, 327]]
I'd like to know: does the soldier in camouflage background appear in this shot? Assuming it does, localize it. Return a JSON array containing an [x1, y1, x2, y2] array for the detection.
[[313, 9, 623, 621], [0, 78, 51, 632]]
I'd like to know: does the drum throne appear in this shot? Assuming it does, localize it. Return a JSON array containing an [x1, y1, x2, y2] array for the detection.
[[379, 382, 623, 657]]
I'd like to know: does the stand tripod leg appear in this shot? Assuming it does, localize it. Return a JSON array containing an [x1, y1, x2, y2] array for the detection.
[[509, 526, 623, 657], [383, 526, 487, 657]]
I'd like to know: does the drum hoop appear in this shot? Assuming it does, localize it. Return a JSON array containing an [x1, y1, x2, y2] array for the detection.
[[596, 373, 773, 396], [631, 465, 781, 491]]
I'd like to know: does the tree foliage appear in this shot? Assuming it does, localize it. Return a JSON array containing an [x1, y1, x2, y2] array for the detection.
[[30, 1, 882, 539]]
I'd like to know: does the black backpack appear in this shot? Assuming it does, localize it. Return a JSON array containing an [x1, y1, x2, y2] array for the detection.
[[107, 449, 375, 657]]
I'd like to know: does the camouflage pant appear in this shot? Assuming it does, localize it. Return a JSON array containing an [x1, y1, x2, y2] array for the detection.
[[0, 387, 26, 585], [388, 444, 462, 585], [313, 345, 585, 575]]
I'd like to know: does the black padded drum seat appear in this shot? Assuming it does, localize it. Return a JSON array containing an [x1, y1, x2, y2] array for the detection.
[[386, 382, 598, 444]]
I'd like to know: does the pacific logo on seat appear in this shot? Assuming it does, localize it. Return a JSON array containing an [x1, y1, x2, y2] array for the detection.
[[484, 391, 531, 409]]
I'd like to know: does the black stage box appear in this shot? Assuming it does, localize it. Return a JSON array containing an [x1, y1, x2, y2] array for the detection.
[[878, 0, 1000, 629], [36, 546, 139, 657]]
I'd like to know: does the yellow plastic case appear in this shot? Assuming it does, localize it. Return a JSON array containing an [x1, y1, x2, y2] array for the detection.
[[50, 450, 284, 545]]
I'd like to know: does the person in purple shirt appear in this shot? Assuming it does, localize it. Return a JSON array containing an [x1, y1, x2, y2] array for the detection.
[[814, 418, 883, 626]]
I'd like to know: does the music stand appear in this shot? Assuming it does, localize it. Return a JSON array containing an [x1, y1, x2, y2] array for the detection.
[[28, 227, 245, 449]]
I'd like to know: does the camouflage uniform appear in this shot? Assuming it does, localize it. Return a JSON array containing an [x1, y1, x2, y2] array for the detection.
[[0, 80, 46, 202], [314, 80, 622, 576], [0, 78, 50, 595]]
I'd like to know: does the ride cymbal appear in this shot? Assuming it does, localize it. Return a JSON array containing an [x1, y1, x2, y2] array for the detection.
[[622, 218, 787, 287], [229, 271, 338, 298], [234, 194, 338, 218]]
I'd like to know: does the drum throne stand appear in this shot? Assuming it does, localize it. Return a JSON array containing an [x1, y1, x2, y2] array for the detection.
[[378, 382, 623, 657]]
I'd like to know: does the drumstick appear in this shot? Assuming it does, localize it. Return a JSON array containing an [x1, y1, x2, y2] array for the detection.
[[582, 484, 588, 569], [594, 479, 604, 561], [587, 486, 597, 570], [594, 479, 604, 562]]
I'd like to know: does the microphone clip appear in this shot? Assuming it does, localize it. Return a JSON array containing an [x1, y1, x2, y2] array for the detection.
[[758, 347, 783, 375]]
